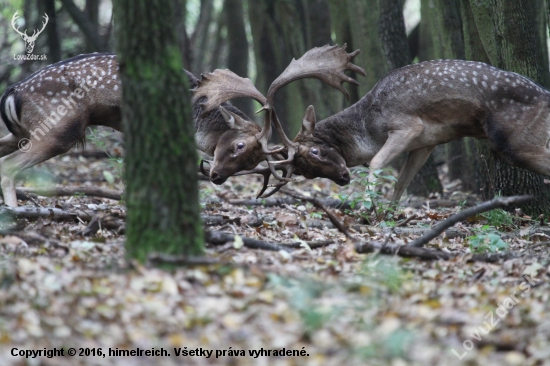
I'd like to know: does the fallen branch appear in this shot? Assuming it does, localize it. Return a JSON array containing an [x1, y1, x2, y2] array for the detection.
[[280, 188, 351, 238], [407, 195, 534, 248], [17, 186, 122, 201], [228, 196, 354, 210], [0, 206, 125, 223], [147, 254, 222, 266], [201, 214, 241, 226], [206, 230, 292, 252], [355, 241, 521, 262]]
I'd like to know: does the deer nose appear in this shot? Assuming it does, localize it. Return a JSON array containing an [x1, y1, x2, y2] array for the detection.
[[210, 171, 226, 185], [342, 171, 350, 182]]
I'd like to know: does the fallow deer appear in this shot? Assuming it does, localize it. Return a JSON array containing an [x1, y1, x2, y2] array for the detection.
[[204, 57, 550, 202], [288, 60, 550, 201], [192, 44, 365, 195], [0, 53, 258, 207]]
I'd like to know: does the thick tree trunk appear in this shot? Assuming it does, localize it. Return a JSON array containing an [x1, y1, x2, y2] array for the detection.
[[463, 0, 550, 215], [114, 0, 204, 261]]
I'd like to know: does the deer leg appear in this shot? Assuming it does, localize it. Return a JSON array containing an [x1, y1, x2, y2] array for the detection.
[[368, 125, 424, 187], [0, 141, 73, 207], [0, 134, 23, 157], [392, 146, 435, 202]]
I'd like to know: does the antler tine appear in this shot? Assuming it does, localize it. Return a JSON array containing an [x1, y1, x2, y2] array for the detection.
[[267, 110, 297, 165], [192, 69, 267, 117], [265, 44, 366, 106], [258, 165, 294, 198], [199, 159, 212, 177]]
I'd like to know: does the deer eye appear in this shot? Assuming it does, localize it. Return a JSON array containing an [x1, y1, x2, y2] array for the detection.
[[236, 142, 245, 150], [311, 148, 319, 155]]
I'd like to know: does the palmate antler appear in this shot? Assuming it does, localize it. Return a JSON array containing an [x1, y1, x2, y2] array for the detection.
[[194, 44, 365, 198]]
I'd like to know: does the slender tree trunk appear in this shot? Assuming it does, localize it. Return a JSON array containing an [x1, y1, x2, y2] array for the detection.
[[463, 0, 550, 215], [328, 0, 359, 102], [114, 0, 204, 261], [224, 0, 253, 117], [190, 0, 214, 74], [44, 0, 61, 62], [173, 0, 191, 70], [248, 0, 340, 138]]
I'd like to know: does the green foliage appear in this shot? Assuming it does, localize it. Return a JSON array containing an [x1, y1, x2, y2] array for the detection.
[[468, 225, 509, 254], [338, 167, 398, 224], [87, 128, 125, 185], [309, 211, 323, 219], [482, 208, 515, 228]]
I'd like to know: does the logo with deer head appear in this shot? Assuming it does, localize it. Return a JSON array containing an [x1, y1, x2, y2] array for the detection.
[[11, 11, 48, 54]]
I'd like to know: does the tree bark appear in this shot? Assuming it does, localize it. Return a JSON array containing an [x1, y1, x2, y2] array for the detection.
[[114, 0, 204, 261], [224, 0, 253, 117], [190, 0, 214, 74], [44, 0, 61, 62], [463, 0, 550, 215], [248, 0, 342, 138], [59, 0, 107, 52]]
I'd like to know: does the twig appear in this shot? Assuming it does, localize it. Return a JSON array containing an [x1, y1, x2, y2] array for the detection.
[[407, 195, 534, 248], [17, 186, 122, 201], [147, 254, 222, 266], [280, 188, 352, 238], [206, 230, 292, 252]]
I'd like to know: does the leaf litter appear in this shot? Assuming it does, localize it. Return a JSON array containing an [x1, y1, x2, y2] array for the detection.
[[0, 150, 549, 365]]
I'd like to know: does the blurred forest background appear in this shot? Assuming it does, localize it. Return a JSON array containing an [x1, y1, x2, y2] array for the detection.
[[1, 0, 550, 212]]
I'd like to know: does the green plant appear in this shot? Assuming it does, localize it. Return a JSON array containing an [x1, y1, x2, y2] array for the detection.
[[482, 208, 515, 228], [87, 128, 125, 184], [468, 225, 508, 253], [338, 167, 398, 223], [309, 211, 323, 219]]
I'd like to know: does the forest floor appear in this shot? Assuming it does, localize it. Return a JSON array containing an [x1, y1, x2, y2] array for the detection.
[[0, 138, 549, 366]]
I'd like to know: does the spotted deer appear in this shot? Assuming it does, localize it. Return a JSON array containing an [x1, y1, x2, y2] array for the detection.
[[193, 44, 365, 196], [200, 58, 550, 201], [0, 53, 256, 207]]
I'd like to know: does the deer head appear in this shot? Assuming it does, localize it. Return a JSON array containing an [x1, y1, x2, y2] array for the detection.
[[12, 11, 48, 54], [292, 105, 350, 185], [193, 44, 365, 197]]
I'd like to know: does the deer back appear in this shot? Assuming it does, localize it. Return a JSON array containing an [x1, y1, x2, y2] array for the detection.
[[0, 53, 122, 146], [292, 59, 550, 193]]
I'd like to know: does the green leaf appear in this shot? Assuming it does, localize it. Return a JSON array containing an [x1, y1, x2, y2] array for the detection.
[[103, 171, 115, 185]]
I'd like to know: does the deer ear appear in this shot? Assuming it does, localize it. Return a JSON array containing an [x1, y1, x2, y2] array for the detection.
[[219, 105, 246, 130], [299, 105, 316, 137]]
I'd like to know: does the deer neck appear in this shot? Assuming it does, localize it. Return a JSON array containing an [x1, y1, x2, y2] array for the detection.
[[314, 95, 379, 167]]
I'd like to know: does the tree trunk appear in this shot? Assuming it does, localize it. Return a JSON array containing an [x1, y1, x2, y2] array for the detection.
[[463, 0, 550, 215], [224, 0, 253, 117], [44, 0, 61, 62], [85, 0, 99, 52], [113, 0, 204, 261], [248, 0, 341, 138], [190, 0, 214, 74], [173, 0, 191, 70], [328, 0, 359, 102]]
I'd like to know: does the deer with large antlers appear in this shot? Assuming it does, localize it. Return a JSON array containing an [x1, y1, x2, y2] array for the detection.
[[199, 54, 550, 202], [287, 60, 550, 201], [12, 12, 49, 54], [0, 53, 259, 207], [193, 44, 365, 196]]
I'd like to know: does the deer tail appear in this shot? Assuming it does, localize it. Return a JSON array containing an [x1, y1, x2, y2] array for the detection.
[[0, 88, 26, 137]]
